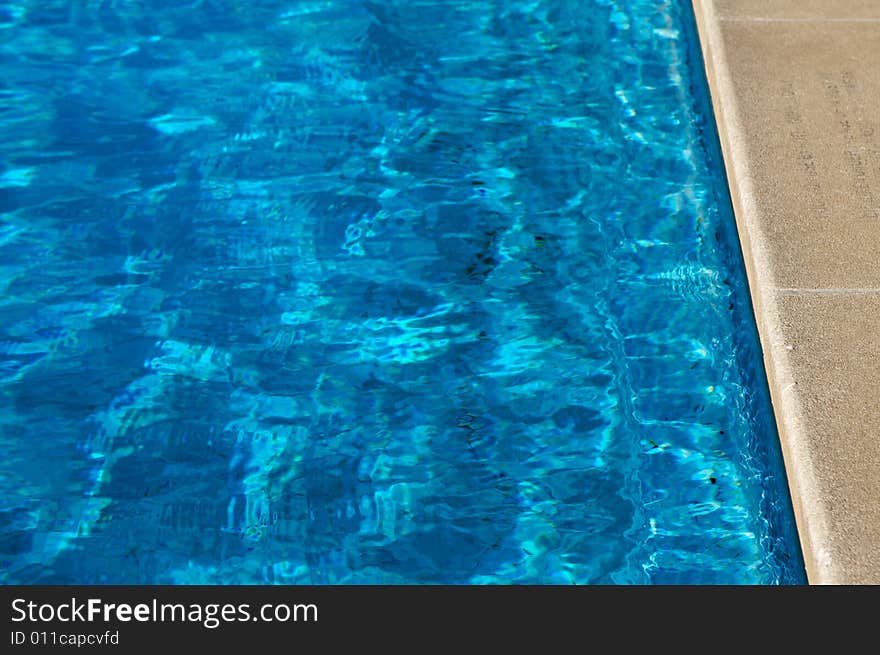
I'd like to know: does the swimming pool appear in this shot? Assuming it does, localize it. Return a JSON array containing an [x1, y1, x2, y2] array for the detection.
[[0, 0, 805, 584]]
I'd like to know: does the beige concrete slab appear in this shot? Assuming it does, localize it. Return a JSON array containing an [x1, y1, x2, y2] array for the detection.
[[774, 293, 880, 583], [715, 0, 880, 20], [693, 0, 880, 583], [709, 22, 880, 289]]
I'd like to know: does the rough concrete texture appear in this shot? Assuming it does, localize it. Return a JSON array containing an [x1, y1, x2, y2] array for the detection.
[[714, 0, 880, 20], [692, 0, 880, 583]]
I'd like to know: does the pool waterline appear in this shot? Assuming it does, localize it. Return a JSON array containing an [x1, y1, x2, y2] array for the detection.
[[692, 0, 880, 584]]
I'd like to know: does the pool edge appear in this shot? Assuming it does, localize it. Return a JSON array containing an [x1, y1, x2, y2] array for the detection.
[[690, 0, 854, 585]]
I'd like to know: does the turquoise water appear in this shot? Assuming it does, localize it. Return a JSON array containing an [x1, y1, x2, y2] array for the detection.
[[0, 0, 805, 583]]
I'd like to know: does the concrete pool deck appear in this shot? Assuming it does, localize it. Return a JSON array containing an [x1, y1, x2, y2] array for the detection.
[[692, 0, 880, 584]]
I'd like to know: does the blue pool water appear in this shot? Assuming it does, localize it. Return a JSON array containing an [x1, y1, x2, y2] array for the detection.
[[0, 0, 805, 584]]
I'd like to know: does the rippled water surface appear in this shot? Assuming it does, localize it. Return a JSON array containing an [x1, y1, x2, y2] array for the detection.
[[0, 0, 805, 583]]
